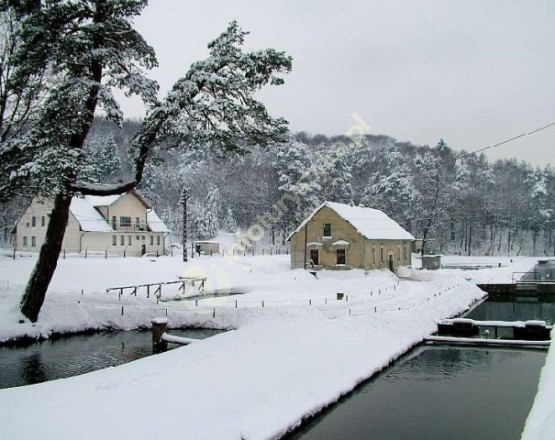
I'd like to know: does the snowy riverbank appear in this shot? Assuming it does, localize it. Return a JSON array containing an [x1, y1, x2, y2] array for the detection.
[[0, 254, 541, 439]]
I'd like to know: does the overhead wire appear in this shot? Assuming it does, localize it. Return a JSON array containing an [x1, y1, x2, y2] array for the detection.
[[459, 120, 555, 159]]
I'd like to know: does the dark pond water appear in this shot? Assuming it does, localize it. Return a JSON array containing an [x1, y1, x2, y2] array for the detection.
[[464, 298, 555, 325], [289, 346, 545, 440], [0, 329, 221, 389]]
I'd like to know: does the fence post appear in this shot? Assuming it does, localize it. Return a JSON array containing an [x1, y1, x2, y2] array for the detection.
[[212, 308, 216, 318], [147, 285, 150, 299], [85, 249, 87, 259], [151, 317, 168, 353], [121, 306, 124, 316], [235, 300, 238, 308], [309, 299, 312, 306], [262, 300, 264, 308], [12, 248, 15, 260], [63, 250, 66, 259], [105, 250, 107, 259]]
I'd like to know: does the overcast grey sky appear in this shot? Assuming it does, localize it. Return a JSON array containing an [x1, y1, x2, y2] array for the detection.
[[125, 0, 555, 167]]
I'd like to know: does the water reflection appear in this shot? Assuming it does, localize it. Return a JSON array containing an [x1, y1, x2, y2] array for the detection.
[[21, 352, 47, 385], [290, 347, 545, 440], [0, 329, 221, 389]]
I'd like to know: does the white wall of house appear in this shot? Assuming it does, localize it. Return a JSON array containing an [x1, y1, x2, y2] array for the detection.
[[103, 195, 149, 231]]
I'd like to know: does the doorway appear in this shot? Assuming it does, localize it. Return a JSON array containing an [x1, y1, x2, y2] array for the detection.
[[310, 249, 319, 266]]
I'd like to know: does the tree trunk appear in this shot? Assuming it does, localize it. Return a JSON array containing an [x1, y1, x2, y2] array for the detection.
[[467, 224, 472, 256], [20, 192, 72, 322]]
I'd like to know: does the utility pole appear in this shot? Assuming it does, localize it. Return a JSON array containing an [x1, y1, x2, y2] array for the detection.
[[182, 188, 190, 262]]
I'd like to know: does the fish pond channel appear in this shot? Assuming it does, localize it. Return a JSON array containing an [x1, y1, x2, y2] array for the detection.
[[288, 346, 545, 440], [0, 328, 222, 389]]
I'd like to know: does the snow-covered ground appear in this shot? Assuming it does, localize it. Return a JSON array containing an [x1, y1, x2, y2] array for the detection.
[[0, 252, 544, 440]]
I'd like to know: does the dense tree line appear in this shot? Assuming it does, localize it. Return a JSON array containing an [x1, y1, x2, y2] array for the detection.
[[46, 119, 553, 257]]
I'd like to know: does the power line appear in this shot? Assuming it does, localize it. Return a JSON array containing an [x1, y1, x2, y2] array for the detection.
[[459, 120, 555, 160]]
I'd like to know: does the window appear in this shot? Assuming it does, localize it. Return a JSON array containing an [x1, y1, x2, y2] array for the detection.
[[120, 216, 131, 227], [41, 216, 46, 227], [372, 248, 376, 265], [31, 236, 36, 247], [380, 247, 384, 263], [23, 236, 28, 247], [136, 217, 140, 227], [142, 235, 145, 241], [323, 223, 332, 237], [31, 216, 36, 227], [403, 246, 407, 260], [336, 249, 346, 265], [310, 249, 319, 266], [112, 216, 117, 229], [112, 235, 117, 246], [120, 235, 125, 246], [150, 236, 154, 246], [157, 236, 160, 246], [397, 246, 401, 261], [128, 235, 132, 246]]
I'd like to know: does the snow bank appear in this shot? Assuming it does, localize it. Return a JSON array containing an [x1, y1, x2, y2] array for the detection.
[[521, 327, 555, 440]]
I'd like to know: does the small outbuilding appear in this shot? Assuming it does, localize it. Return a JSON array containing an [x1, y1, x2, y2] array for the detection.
[[288, 201, 418, 271], [194, 241, 220, 255]]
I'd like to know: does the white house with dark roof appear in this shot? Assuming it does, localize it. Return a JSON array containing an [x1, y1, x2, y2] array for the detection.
[[12, 190, 169, 257], [288, 201, 418, 270]]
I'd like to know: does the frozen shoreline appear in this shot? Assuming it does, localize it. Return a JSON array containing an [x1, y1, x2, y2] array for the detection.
[[0, 254, 542, 440]]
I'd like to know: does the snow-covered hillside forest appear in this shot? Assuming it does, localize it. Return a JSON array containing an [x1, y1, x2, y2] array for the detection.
[[4, 117, 551, 256]]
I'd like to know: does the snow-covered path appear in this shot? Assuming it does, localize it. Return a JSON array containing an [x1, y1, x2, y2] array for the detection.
[[0, 254, 541, 439]]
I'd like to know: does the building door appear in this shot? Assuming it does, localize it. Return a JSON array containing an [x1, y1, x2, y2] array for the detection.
[[141, 244, 146, 256], [388, 254, 394, 272], [336, 249, 346, 265], [310, 249, 319, 266]]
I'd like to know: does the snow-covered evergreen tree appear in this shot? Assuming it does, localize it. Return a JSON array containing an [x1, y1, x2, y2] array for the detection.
[[275, 141, 321, 228]]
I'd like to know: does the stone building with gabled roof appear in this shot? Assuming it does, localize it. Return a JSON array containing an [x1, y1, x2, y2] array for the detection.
[[288, 201, 417, 271], [12, 190, 169, 257]]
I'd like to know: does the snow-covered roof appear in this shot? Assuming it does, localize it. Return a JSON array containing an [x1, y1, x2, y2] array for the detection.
[[69, 197, 113, 232], [84, 194, 123, 207], [147, 210, 170, 233], [289, 201, 415, 241]]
